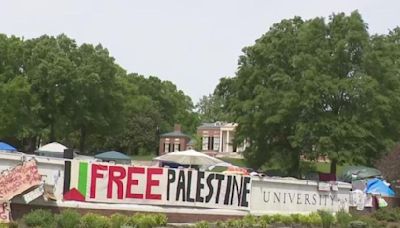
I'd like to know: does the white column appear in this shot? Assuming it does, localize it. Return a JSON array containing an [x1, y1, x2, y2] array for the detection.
[[226, 130, 230, 153], [219, 130, 223, 152]]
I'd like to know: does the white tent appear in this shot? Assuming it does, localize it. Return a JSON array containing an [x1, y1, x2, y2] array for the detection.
[[36, 142, 68, 158]]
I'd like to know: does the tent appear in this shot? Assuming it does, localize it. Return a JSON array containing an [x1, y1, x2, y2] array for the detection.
[[366, 178, 395, 197], [339, 166, 382, 182], [0, 142, 17, 152], [94, 151, 131, 164], [36, 142, 68, 158]]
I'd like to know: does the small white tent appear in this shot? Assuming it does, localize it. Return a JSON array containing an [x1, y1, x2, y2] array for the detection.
[[36, 142, 67, 158]]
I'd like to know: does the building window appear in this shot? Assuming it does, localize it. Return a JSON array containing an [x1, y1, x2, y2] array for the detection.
[[164, 143, 169, 153], [174, 143, 180, 152]]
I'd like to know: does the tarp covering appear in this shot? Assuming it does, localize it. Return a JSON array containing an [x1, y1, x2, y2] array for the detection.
[[0, 142, 17, 151], [366, 178, 395, 197], [339, 166, 382, 182]]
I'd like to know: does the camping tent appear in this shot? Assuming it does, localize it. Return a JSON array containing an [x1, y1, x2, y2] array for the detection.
[[366, 178, 395, 197], [0, 142, 17, 152], [94, 151, 131, 164], [36, 142, 67, 158]]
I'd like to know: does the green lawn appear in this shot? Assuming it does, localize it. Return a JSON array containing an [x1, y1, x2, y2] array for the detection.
[[131, 154, 155, 161]]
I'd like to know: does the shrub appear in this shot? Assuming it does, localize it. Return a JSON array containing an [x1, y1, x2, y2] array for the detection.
[[336, 210, 352, 228], [195, 221, 210, 228], [373, 207, 400, 222], [110, 213, 128, 228], [259, 214, 272, 226], [56, 209, 81, 228], [23, 209, 55, 228], [242, 214, 258, 227], [290, 213, 301, 224], [308, 212, 322, 226], [318, 210, 334, 228], [152, 213, 168, 226], [79, 213, 110, 228]]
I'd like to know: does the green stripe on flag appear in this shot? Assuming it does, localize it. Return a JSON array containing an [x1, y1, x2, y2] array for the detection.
[[78, 162, 88, 196]]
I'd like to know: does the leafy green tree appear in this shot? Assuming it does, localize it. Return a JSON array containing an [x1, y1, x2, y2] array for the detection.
[[220, 12, 400, 175], [196, 93, 231, 122]]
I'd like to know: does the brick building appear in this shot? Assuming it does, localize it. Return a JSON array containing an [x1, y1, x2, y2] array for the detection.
[[158, 124, 190, 155]]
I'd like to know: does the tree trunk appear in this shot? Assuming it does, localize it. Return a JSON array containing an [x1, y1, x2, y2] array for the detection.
[[330, 158, 337, 175], [288, 150, 301, 178], [79, 126, 86, 154], [50, 121, 56, 142]]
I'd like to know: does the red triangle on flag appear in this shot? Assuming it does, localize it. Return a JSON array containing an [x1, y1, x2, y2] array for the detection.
[[63, 188, 85, 201]]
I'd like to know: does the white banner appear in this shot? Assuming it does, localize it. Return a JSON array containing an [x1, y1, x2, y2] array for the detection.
[[69, 161, 251, 210]]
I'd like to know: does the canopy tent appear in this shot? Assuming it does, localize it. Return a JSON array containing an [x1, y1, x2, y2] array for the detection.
[[154, 149, 224, 167], [0, 142, 17, 152], [339, 166, 382, 182], [36, 142, 68, 158], [366, 178, 395, 197], [94, 151, 131, 164]]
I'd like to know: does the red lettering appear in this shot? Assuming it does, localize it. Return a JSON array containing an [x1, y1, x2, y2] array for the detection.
[[107, 166, 126, 199], [90, 164, 107, 198], [146, 168, 163, 200], [126, 167, 145, 199]]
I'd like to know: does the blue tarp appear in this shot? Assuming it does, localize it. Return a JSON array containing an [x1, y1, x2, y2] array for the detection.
[[0, 142, 17, 151], [366, 178, 395, 197]]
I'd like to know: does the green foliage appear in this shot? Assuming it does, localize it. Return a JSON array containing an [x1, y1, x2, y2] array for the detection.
[[373, 207, 400, 222], [125, 213, 167, 228], [195, 221, 210, 228], [217, 11, 400, 174], [0, 33, 198, 155], [79, 213, 110, 228], [22, 209, 55, 228], [349, 220, 368, 228], [56, 209, 81, 228], [318, 210, 335, 228], [110, 213, 129, 228], [336, 210, 353, 227]]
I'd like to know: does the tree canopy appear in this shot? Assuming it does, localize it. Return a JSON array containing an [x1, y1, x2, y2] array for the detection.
[[217, 11, 400, 176], [0, 34, 198, 155]]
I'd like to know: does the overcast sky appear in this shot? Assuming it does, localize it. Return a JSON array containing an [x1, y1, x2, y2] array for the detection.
[[1, 0, 399, 102]]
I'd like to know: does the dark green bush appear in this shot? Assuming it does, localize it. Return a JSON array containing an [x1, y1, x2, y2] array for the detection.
[[56, 209, 81, 228], [318, 210, 335, 228], [349, 220, 368, 228], [373, 207, 400, 222], [110, 213, 128, 228], [79, 213, 110, 228], [126, 213, 166, 228], [23, 209, 55, 228], [336, 210, 352, 228]]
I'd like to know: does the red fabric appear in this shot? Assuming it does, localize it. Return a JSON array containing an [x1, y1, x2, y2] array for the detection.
[[63, 188, 85, 201], [319, 172, 337, 181]]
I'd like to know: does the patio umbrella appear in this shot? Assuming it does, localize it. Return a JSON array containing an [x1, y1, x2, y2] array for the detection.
[[154, 149, 224, 166], [0, 142, 17, 152]]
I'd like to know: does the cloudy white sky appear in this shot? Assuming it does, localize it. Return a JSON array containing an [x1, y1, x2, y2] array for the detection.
[[1, 0, 399, 102]]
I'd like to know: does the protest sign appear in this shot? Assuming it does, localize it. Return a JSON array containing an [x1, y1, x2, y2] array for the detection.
[[0, 159, 42, 201], [68, 161, 251, 210]]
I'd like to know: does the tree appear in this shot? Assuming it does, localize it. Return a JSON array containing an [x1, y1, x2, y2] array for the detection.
[[219, 12, 400, 176], [196, 93, 231, 123]]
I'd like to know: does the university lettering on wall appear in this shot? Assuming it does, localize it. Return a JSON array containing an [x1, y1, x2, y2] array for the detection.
[[68, 161, 251, 210]]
